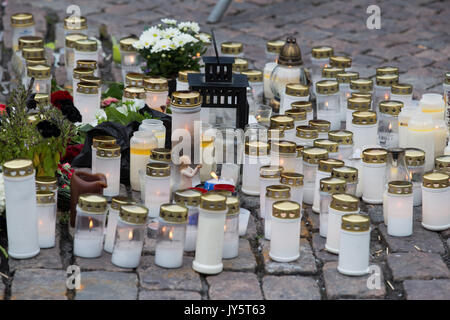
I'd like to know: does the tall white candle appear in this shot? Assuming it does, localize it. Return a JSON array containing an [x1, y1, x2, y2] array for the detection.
[[312, 158, 345, 213], [386, 181, 414, 236], [264, 185, 291, 240], [96, 144, 121, 197], [174, 189, 202, 252], [242, 141, 271, 195], [318, 177, 347, 237], [302, 147, 328, 205], [36, 191, 57, 248], [74, 81, 101, 124], [421, 172, 450, 231], [145, 163, 171, 218], [361, 148, 388, 204], [223, 197, 240, 259]]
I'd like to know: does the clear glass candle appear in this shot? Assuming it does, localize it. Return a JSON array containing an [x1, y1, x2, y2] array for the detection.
[[145, 162, 171, 218], [91, 135, 116, 174], [331, 166, 358, 196], [444, 73, 450, 126], [11, 13, 35, 51], [123, 86, 146, 110], [139, 119, 166, 148], [27, 65, 51, 94], [270, 140, 298, 172], [378, 100, 403, 148], [295, 125, 318, 147], [279, 83, 309, 114], [386, 181, 414, 236], [270, 115, 295, 141], [421, 172, 450, 231], [174, 189, 202, 252], [112, 205, 148, 268], [325, 193, 360, 254], [155, 204, 188, 269], [315, 80, 340, 130], [74, 194, 107, 258], [407, 114, 435, 171], [419, 93, 445, 122], [346, 96, 371, 131], [36, 191, 56, 248], [96, 144, 121, 197], [65, 33, 88, 82], [74, 81, 101, 124], [104, 197, 135, 253], [362, 148, 388, 204], [269, 200, 301, 262], [144, 77, 169, 111], [242, 141, 271, 195], [285, 108, 308, 128], [176, 70, 199, 91], [264, 185, 291, 240], [391, 83, 413, 107], [352, 111, 378, 152], [3, 159, 39, 259], [319, 177, 347, 237], [338, 214, 370, 276], [74, 38, 98, 66], [337, 72, 359, 122], [405, 148, 425, 206], [310, 46, 333, 87], [242, 69, 264, 104], [302, 147, 328, 205], [72, 67, 95, 91], [119, 36, 140, 82], [193, 193, 228, 275], [280, 171, 304, 206], [292, 101, 313, 122], [328, 130, 354, 163], [259, 165, 284, 219], [373, 74, 399, 115], [312, 158, 345, 213], [223, 197, 240, 259], [130, 131, 157, 191]]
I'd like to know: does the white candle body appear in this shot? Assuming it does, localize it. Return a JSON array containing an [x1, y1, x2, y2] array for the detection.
[[184, 206, 199, 252], [378, 113, 399, 149], [96, 155, 121, 197], [130, 133, 157, 191], [145, 176, 171, 218], [362, 162, 386, 204], [421, 186, 450, 231], [32, 78, 52, 94], [104, 207, 120, 253], [146, 91, 168, 110], [316, 93, 341, 130], [326, 206, 360, 254], [74, 92, 100, 125], [391, 93, 412, 108], [155, 242, 184, 269], [289, 185, 303, 207], [310, 57, 328, 88], [387, 193, 414, 237], [302, 162, 318, 205], [373, 85, 391, 114], [337, 145, 354, 164], [12, 26, 36, 51], [339, 83, 352, 122], [223, 215, 239, 259], [312, 170, 330, 213], [319, 192, 332, 237], [444, 83, 450, 126], [176, 80, 189, 91], [270, 152, 297, 171], [420, 93, 445, 121], [338, 228, 370, 276], [352, 124, 378, 152], [259, 177, 280, 219], [407, 128, 435, 171], [171, 105, 201, 151], [37, 202, 57, 248], [112, 240, 143, 268], [269, 216, 301, 262], [74, 233, 103, 258], [294, 137, 315, 148], [139, 119, 166, 148], [74, 49, 99, 75], [242, 154, 271, 195]]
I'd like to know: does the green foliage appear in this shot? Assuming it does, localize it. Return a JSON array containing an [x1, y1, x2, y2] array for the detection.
[[0, 245, 7, 259], [101, 81, 124, 100], [111, 36, 122, 64], [99, 100, 154, 126], [71, 123, 94, 145]]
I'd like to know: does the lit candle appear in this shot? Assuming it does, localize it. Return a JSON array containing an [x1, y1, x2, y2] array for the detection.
[[144, 77, 169, 111], [223, 197, 240, 259], [74, 38, 98, 67], [130, 131, 158, 191], [373, 74, 399, 115], [119, 36, 140, 83], [378, 100, 403, 148], [310, 46, 334, 87], [407, 113, 435, 171], [330, 55, 352, 72], [104, 197, 135, 253], [36, 191, 57, 248], [301, 147, 328, 205], [270, 140, 298, 172], [331, 166, 359, 196], [421, 172, 450, 231], [74, 81, 101, 124], [95, 144, 121, 197], [386, 181, 413, 236], [337, 72, 359, 122], [242, 141, 271, 195], [145, 163, 171, 218], [91, 135, 116, 174], [27, 65, 51, 94], [263, 40, 284, 103], [174, 189, 202, 252], [315, 80, 340, 130], [361, 148, 388, 204]]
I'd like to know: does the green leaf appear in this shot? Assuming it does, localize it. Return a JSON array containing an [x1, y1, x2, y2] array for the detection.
[[102, 82, 124, 100]]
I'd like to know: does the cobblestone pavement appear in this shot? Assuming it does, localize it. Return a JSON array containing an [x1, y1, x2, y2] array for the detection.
[[1, 0, 450, 300]]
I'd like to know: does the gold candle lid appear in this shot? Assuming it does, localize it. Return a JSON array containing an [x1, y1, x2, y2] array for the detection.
[[316, 80, 339, 94], [120, 205, 149, 225], [22, 47, 45, 60], [296, 125, 318, 140], [221, 42, 243, 55], [226, 197, 240, 216], [200, 193, 227, 211], [331, 166, 358, 183], [270, 98, 280, 113], [171, 91, 202, 108], [272, 200, 301, 219], [64, 15, 87, 30], [272, 140, 297, 154], [291, 101, 312, 112], [125, 73, 145, 87], [123, 86, 146, 99], [309, 119, 331, 133], [404, 148, 425, 167], [178, 70, 200, 83], [11, 13, 34, 27], [27, 64, 51, 79], [318, 158, 345, 173], [34, 93, 50, 107], [159, 203, 187, 224], [435, 155, 450, 175], [65, 33, 88, 48], [242, 69, 263, 82], [97, 144, 121, 158], [328, 130, 353, 145], [268, 128, 285, 140], [285, 83, 309, 97], [150, 148, 171, 162], [119, 36, 138, 52], [266, 40, 285, 53], [25, 58, 47, 67], [350, 78, 373, 92], [311, 46, 333, 59], [18, 36, 43, 50], [322, 67, 344, 79], [280, 172, 304, 187], [260, 165, 284, 179], [146, 162, 170, 177], [36, 190, 55, 204], [341, 214, 370, 232], [423, 171, 449, 189], [319, 177, 347, 193], [388, 181, 413, 195], [144, 77, 169, 92], [174, 189, 202, 207], [270, 115, 294, 130], [266, 185, 291, 199], [379, 100, 403, 116], [296, 145, 304, 158], [232, 58, 249, 73], [302, 147, 328, 165], [351, 91, 372, 99], [330, 55, 352, 69], [391, 83, 413, 95], [362, 148, 388, 164], [76, 60, 97, 70], [75, 39, 98, 52], [245, 141, 270, 156], [376, 66, 399, 76], [286, 108, 307, 121], [352, 111, 377, 125], [376, 74, 399, 86], [314, 139, 339, 153], [77, 81, 100, 95], [80, 75, 101, 86], [336, 72, 359, 84], [93, 135, 116, 148], [36, 176, 57, 191], [111, 197, 136, 211], [347, 97, 371, 111], [78, 194, 107, 213], [330, 193, 359, 212], [73, 67, 95, 79]]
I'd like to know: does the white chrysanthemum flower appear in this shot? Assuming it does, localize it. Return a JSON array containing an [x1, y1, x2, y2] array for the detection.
[[172, 33, 198, 47], [198, 33, 210, 43], [152, 38, 172, 53], [161, 18, 177, 25], [0, 173, 5, 214], [178, 21, 200, 33], [132, 39, 145, 50], [161, 27, 181, 39]]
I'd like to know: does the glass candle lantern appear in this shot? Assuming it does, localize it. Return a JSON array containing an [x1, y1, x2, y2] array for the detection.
[[176, 70, 199, 91], [74, 194, 107, 258], [407, 114, 435, 171], [330, 55, 352, 72], [421, 172, 450, 231], [405, 148, 425, 206], [242, 69, 264, 103], [74, 39, 98, 66], [292, 101, 313, 121], [263, 40, 284, 103], [378, 100, 403, 148], [321, 66, 344, 81], [315, 80, 340, 130], [259, 165, 284, 219], [125, 72, 144, 88], [314, 139, 339, 161], [145, 162, 171, 218], [111, 205, 148, 268], [269, 200, 301, 262], [11, 13, 35, 51], [65, 33, 88, 82], [119, 36, 140, 82], [193, 193, 228, 274], [352, 111, 378, 152], [270, 140, 298, 172], [270, 115, 295, 141], [349, 79, 374, 108], [386, 181, 414, 236], [104, 197, 135, 253], [295, 125, 318, 147], [362, 148, 388, 204], [373, 74, 399, 115], [27, 65, 51, 94], [221, 42, 244, 58], [91, 135, 116, 174], [242, 141, 271, 196], [96, 144, 121, 197], [223, 197, 240, 259], [445, 72, 450, 126], [325, 193, 360, 254], [279, 83, 309, 114], [36, 191, 56, 249], [72, 67, 95, 91], [123, 86, 146, 110], [331, 166, 358, 195], [310, 46, 334, 86], [391, 83, 413, 107], [319, 177, 347, 237], [312, 158, 345, 213], [3, 159, 39, 259], [285, 108, 308, 128], [280, 171, 304, 205], [419, 93, 445, 122], [328, 130, 354, 163], [435, 155, 450, 175], [74, 81, 101, 124], [144, 77, 169, 111], [346, 96, 371, 131], [155, 204, 188, 269], [338, 214, 371, 276], [302, 147, 328, 205], [139, 119, 167, 148], [309, 119, 331, 140], [264, 185, 291, 240], [130, 131, 158, 191], [336, 72, 359, 121], [174, 189, 202, 252]]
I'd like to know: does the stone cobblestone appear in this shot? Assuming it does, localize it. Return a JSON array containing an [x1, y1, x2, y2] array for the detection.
[[138, 289, 202, 300], [75, 253, 134, 272], [75, 271, 138, 300], [207, 272, 263, 300], [403, 279, 450, 300], [263, 275, 321, 300], [223, 239, 257, 272], [11, 269, 67, 300]]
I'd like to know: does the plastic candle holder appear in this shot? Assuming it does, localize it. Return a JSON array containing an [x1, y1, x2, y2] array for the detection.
[[145, 162, 171, 218], [11, 13, 35, 51], [308, 119, 330, 140], [378, 100, 403, 148], [285, 108, 308, 128], [74, 81, 101, 124], [74, 39, 98, 67], [242, 141, 271, 196], [346, 96, 371, 131], [36, 191, 57, 248], [174, 189, 202, 252], [291, 101, 313, 122], [155, 204, 188, 269], [302, 147, 328, 205], [112, 205, 148, 269], [327, 130, 354, 163], [435, 155, 450, 176], [27, 65, 51, 94], [270, 115, 295, 141], [330, 55, 352, 72], [321, 66, 344, 81], [391, 83, 413, 107], [104, 197, 135, 253], [91, 135, 116, 174], [349, 78, 374, 101], [351, 111, 378, 151], [331, 166, 358, 196], [386, 181, 413, 237], [405, 148, 425, 206], [119, 36, 140, 82], [139, 119, 167, 148], [176, 70, 199, 91], [3, 159, 39, 259], [74, 194, 107, 258], [148, 148, 177, 196], [223, 197, 240, 259], [373, 74, 399, 115], [336, 72, 359, 122], [407, 113, 435, 171], [280, 171, 304, 206], [295, 125, 318, 147], [72, 67, 95, 91], [314, 139, 339, 161], [264, 185, 291, 240], [125, 73, 144, 88], [421, 172, 450, 231], [325, 193, 360, 254], [130, 131, 158, 191], [279, 83, 309, 114], [419, 93, 445, 121], [123, 86, 146, 110], [259, 165, 284, 219], [242, 69, 264, 104], [319, 177, 347, 237], [144, 77, 169, 110], [96, 144, 121, 197], [35, 175, 58, 199], [65, 33, 87, 82], [310, 46, 334, 86], [270, 140, 298, 172], [312, 158, 345, 213], [338, 214, 371, 276], [269, 200, 301, 262], [315, 80, 340, 130], [362, 148, 388, 204], [22, 57, 48, 87]]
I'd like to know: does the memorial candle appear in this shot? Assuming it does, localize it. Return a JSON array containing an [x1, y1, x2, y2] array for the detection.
[[318, 177, 347, 237], [315, 80, 340, 130], [291, 101, 314, 122], [310, 46, 333, 86], [104, 197, 136, 253], [407, 113, 435, 171], [336, 72, 359, 122], [96, 144, 121, 197], [279, 83, 310, 115], [259, 165, 284, 219], [419, 93, 445, 121], [405, 148, 425, 206], [373, 74, 399, 115], [421, 172, 450, 231], [119, 36, 140, 83], [11, 13, 35, 51], [145, 163, 171, 218], [263, 40, 284, 103], [223, 197, 240, 259], [130, 131, 157, 191], [74, 81, 101, 124], [36, 191, 57, 248], [386, 181, 413, 236], [144, 77, 169, 111], [174, 189, 202, 252], [309, 120, 331, 140]]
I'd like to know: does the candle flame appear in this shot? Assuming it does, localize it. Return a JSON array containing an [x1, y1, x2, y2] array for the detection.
[[388, 122, 392, 131], [128, 230, 133, 240], [224, 224, 227, 232], [169, 230, 173, 240], [324, 64, 328, 68], [384, 93, 389, 100], [408, 172, 412, 180], [325, 101, 329, 107], [35, 83, 41, 92], [211, 172, 219, 180], [89, 219, 93, 229], [196, 52, 201, 58], [162, 226, 166, 233]]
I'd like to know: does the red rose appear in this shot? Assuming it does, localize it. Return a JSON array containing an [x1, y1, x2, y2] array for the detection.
[[0, 104, 6, 116], [61, 144, 84, 164], [51, 91, 73, 110]]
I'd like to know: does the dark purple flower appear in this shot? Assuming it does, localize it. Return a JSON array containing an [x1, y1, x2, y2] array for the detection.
[[36, 120, 61, 138]]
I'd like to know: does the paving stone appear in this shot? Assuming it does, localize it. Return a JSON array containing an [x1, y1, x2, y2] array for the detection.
[[387, 252, 450, 281], [138, 256, 202, 291], [365, 204, 384, 224], [262, 275, 321, 300], [75, 271, 138, 300], [207, 272, 263, 300], [139, 289, 201, 300], [223, 239, 257, 272], [378, 222, 445, 254], [11, 269, 67, 300], [323, 262, 386, 299], [143, 236, 157, 255], [239, 193, 260, 211], [311, 233, 338, 263], [244, 212, 258, 240], [74, 252, 134, 272], [404, 279, 450, 300]]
